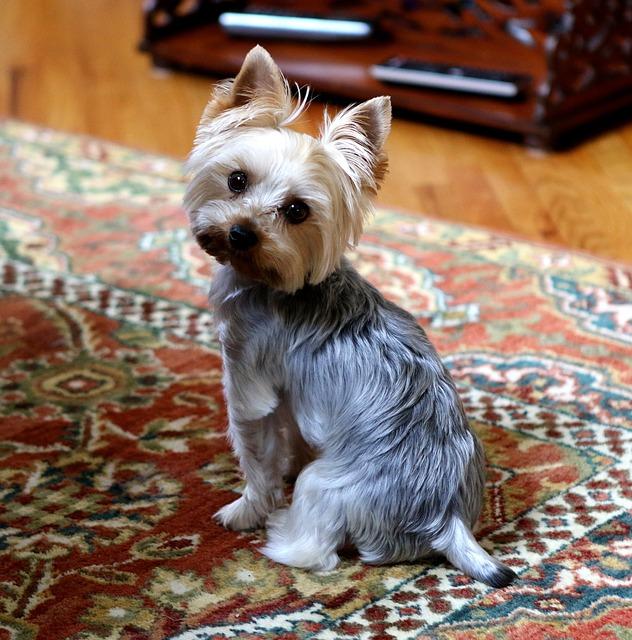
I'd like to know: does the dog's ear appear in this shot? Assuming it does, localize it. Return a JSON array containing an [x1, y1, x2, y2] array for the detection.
[[199, 46, 288, 125], [321, 96, 391, 192], [231, 45, 286, 107]]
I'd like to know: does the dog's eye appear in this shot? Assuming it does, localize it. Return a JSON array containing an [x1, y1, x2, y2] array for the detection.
[[228, 171, 248, 193], [283, 200, 310, 224]]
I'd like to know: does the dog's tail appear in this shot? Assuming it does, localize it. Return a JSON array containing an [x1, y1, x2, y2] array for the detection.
[[433, 515, 517, 588]]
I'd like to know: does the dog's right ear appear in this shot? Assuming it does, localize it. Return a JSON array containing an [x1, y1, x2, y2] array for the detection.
[[231, 45, 286, 108], [196, 46, 291, 138]]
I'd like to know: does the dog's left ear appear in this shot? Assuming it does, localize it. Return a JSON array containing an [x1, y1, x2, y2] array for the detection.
[[321, 96, 391, 192]]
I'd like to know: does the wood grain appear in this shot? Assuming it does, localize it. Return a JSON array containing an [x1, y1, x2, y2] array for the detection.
[[1, 0, 631, 262]]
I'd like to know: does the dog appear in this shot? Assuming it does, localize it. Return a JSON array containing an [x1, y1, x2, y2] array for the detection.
[[184, 46, 516, 588]]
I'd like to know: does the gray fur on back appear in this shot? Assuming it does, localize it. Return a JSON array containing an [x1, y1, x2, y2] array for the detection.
[[212, 257, 486, 563]]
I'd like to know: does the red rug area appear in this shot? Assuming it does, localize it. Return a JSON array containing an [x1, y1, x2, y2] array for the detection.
[[0, 120, 631, 640]]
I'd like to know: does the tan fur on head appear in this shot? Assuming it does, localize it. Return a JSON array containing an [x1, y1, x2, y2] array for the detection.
[[184, 46, 392, 293]]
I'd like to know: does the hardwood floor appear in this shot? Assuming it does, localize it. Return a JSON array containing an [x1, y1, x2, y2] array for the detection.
[[2, 0, 631, 262]]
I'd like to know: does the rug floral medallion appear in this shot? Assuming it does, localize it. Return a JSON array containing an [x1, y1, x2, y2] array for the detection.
[[0, 120, 630, 640]]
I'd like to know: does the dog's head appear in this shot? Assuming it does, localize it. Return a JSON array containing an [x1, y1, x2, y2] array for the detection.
[[184, 46, 391, 293]]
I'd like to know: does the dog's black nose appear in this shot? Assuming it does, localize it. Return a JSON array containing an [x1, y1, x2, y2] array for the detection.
[[228, 225, 258, 250]]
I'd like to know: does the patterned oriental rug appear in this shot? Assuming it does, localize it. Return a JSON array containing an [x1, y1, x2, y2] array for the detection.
[[0, 120, 631, 640]]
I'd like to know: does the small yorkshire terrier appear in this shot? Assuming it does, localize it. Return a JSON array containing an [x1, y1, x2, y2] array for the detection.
[[184, 46, 516, 587]]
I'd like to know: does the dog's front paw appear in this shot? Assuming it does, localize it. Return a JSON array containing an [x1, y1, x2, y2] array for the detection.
[[214, 496, 267, 531]]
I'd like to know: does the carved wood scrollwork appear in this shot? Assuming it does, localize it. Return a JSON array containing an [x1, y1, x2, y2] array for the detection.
[[540, 0, 632, 113]]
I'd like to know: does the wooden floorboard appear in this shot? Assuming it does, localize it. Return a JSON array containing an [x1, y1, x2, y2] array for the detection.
[[1, 0, 631, 263]]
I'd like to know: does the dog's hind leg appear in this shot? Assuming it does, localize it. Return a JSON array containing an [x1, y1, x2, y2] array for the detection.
[[261, 461, 345, 571]]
